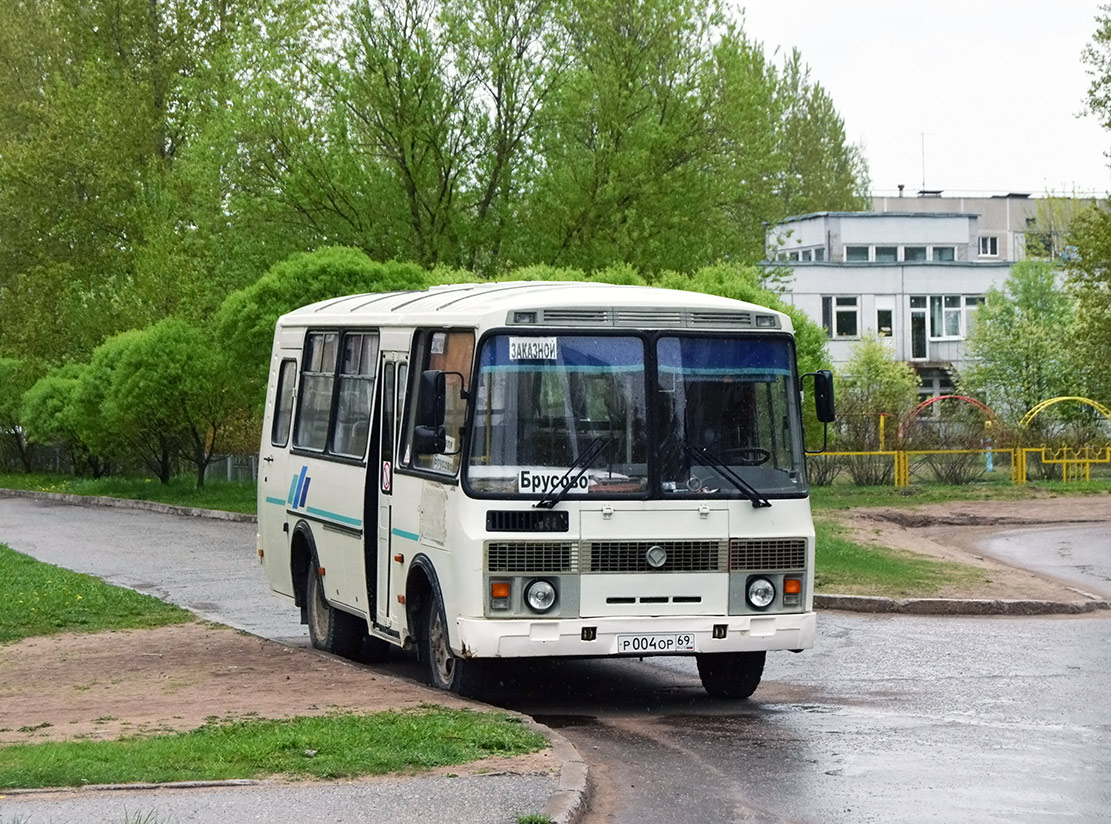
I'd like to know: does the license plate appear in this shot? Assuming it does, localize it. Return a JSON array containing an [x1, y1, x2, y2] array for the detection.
[[616, 633, 696, 654]]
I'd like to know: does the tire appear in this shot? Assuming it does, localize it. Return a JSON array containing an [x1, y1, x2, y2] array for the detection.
[[305, 557, 364, 659], [421, 593, 486, 697], [696, 650, 766, 699]]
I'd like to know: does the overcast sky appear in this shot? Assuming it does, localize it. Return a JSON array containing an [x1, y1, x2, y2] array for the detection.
[[740, 1, 1111, 197]]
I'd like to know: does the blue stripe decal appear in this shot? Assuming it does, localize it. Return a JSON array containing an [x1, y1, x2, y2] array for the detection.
[[291, 465, 308, 506], [287, 474, 300, 506], [306, 506, 363, 528], [391, 527, 420, 542], [265, 496, 287, 506], [298, 476, 311, 509]]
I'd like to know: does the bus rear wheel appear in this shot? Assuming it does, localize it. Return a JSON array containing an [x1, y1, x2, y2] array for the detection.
[[306, 557, 363, 659], [696, 650, 766, 699], [422, 594, 486, 697]]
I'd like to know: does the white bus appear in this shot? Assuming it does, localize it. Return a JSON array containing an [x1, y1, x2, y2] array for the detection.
[[257, 281, 834, 698]]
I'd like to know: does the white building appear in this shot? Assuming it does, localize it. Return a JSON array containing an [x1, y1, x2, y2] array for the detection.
[[766, 208, 1014, 399]]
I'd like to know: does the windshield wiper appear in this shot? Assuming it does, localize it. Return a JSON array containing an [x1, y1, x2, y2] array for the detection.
[[685, 445, 772, 508], [535, 436, 613, 509]]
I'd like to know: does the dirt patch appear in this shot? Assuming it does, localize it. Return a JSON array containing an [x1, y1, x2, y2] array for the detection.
[[0, 623, 557, 778], [826, 493, 1111, 600], [2, 495, 1108, 751]]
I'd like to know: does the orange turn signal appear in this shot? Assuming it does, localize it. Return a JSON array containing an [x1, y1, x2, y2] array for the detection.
[[491, 581, 511, 599], [784, 578, 802, 594]]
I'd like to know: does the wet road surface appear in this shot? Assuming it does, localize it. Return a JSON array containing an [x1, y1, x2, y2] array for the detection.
[[978, 523, 1111, 598], [3, 496, 1109, 823], [478, 611, 1111, 823]]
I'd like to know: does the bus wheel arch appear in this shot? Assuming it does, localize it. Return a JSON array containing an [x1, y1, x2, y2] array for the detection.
[[406, 556, 486, 697], [293, 522, 362, 659], [290, 521, 315, 623]]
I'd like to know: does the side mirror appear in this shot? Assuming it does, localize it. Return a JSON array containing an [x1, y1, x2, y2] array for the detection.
[[414, 424, 447, 455], [812, 369, 835, 423], [419, 370, 446, 427]]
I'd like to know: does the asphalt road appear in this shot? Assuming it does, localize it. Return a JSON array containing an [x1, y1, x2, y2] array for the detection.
[[2, 495, 1110, 823], [978, 523, 1111, 598]]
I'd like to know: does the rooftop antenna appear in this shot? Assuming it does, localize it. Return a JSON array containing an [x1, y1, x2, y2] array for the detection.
[[921, 132, 926, 190]]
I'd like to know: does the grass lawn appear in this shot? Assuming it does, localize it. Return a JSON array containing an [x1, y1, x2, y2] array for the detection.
[[0, 473, 256, 515], [0, 709, 546, 789], [0, 543, 191, 644], [813, 520, 987, 597]]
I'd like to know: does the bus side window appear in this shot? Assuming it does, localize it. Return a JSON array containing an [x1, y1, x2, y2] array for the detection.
[[271, 359, 297, 447], [402, 329, 474, 474], [294, 332, 338, 451], [332, 332, 379, 458]]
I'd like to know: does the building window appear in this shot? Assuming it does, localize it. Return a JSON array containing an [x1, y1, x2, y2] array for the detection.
[[910, 296, 928, 360], [964, 296, 985, 334], [813, 248, 825, 262], [904, 246, 927, 262], [821, 296, 860, 338], [929, 295, 963, 338], [801, 249, 812, 262], [979, 236, 999, 257], [875, 246, 897, 263], [876, 309, 893, 337], [845, 246, 869, 262], [932, 246, 955, 262]]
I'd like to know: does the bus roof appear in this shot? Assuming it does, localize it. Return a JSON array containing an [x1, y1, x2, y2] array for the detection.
[[277, 281, 794, 334]]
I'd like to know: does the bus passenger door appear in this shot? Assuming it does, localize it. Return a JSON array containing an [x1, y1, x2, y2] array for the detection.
[[374, 354, 407, 629]]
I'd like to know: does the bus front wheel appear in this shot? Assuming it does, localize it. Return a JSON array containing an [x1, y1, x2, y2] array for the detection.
[[696, 650, 766, 699], [422, 595, 486, 697], [306, 557, 363, 659]]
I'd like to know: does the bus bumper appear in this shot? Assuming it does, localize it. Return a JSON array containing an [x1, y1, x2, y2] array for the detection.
[[455, 612, 816, 659]]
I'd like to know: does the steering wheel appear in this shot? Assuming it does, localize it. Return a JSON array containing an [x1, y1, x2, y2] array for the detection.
[[719, 447, 771, 466]]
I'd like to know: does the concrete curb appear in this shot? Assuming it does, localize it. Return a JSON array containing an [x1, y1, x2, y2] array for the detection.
[[0, 780, 261, 797], [525, 718, 590, 824], [0, 488, 256, 523], [814, 593, 1111, 615]]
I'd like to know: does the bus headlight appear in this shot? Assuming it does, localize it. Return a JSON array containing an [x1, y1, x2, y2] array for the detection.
[[524, 579, 557, 613], [746, 577, 776, 610]]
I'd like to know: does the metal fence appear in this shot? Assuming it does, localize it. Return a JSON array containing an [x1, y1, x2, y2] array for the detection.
[[808, 446, 1111, 487]]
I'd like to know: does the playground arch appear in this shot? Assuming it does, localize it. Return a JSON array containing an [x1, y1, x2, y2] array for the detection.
[[897, 394, 1002, 441], [1019, 396, 1111, 428]]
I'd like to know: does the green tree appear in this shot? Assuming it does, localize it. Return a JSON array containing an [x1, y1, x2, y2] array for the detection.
[[20, 363, 109, 477], [108, 319, 244, 486], [0, 0, 326, 362], [960, 260, 1081, 426], [1063, 203, 1111, 406], [73, 331, 144, 475], [0, 358, 37, 471], [773, 49, 871, 216], [833, 336, 920, 447], [832, 336, 919, 484], [214, 247, 437, 410], [522, 0, 737, 271]]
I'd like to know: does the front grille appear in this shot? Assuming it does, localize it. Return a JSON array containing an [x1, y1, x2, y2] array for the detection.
[[487, 541, 578, 573], [585, 540, 727, 573], [729, 538, 807, 571], [486, 510, 569, 533]]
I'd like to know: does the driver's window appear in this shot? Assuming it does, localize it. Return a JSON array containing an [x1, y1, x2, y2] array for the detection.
[[401, 329, 474, 474]]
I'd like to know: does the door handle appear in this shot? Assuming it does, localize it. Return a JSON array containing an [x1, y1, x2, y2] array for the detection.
[[263, 456, 274, 463]]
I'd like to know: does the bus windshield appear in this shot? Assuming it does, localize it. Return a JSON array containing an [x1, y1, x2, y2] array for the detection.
[[655, 335, 805, 498], [465, 333, 806, 499]]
